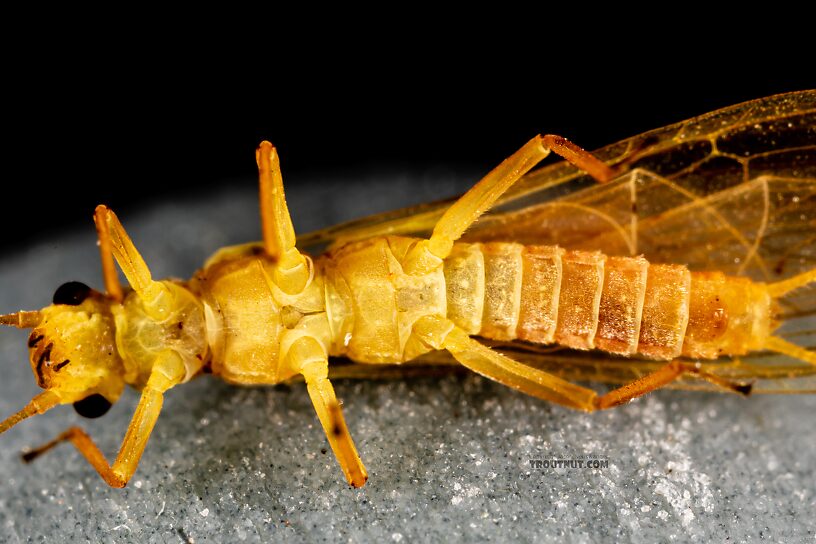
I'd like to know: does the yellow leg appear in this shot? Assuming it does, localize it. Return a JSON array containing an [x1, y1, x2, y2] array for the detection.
[[256, 141, 309, 294], [94, 205, 168, 310], [413, 316, 750, 412], [286, 336, 367, 487], [414, 316, 599, 411], [405, 135, 615, 273], [539, 134, 618, 184], [424, 136, 550, 261], [21, 351, 184, 488], [0, 390, 60, 434], [93, 205, 124, 302], [595, 360, 752, 409]]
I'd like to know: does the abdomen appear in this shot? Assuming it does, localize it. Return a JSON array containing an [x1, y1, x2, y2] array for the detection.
[[443, 242, 773, 360]]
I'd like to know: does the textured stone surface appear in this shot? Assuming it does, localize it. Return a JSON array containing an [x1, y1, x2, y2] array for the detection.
[[1, 173, 814, 543]]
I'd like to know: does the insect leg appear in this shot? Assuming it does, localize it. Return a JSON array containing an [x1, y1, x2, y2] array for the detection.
[[21, 351, 184, 488], [256, 141, 309, 294], [0, 390, 60, 434], [406, 135, 614, 273], [94, 205, 171, 312], [413, 316, 598, 411], [414, 316, 750, 411], [287, 336, 368, 487], [93, 205, 124, 302], [594, 360, 752, 409], [539, 134, 617, 184]]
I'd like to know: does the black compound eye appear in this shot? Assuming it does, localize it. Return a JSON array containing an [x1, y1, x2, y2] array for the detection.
[[73, 394, 112, 419], [53, 282, 92, 306]]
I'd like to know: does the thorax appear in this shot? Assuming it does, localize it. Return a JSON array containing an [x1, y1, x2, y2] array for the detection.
[[320, 236, 447, 363], [194, 245, 330, 384], [113, 281, 208, 388]]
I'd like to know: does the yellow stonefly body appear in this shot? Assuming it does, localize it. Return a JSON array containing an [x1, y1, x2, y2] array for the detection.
[[1, 92, 815, 488]]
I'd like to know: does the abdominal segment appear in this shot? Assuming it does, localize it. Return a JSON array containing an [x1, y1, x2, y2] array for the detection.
[[443, 242, 772, 360]]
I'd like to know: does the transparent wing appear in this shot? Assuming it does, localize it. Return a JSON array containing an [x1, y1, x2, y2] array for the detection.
[[298, 91, 815, 256], [299, 91, 816, 393], [321, 349, 816, 394]]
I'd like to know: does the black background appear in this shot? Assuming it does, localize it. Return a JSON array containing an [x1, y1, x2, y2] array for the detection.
[[2, 58, 812, 252]]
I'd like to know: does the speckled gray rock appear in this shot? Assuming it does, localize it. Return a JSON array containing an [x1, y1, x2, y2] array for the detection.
[[1, 172, 814, 543]]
